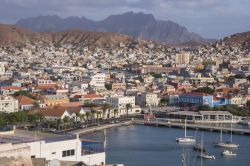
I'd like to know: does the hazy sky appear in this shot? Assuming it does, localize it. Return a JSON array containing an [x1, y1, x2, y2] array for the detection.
[[0, 0, 250, 39]]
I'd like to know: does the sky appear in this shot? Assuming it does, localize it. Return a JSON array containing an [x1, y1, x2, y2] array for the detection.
[[0, 0, 250, 39]]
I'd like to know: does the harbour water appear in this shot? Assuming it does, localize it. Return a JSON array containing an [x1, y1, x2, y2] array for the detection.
[[82, 125, 250, 166]]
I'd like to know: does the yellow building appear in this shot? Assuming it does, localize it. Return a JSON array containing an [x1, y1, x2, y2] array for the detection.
[[42, 94, 69, 107]]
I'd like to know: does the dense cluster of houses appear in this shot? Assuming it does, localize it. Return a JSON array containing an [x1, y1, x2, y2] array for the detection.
[[0, 39, 249, 123]]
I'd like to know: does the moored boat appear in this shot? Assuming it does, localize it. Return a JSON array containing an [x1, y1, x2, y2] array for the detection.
[[221, 150, 237, 156], [193, 144, 206, 152]]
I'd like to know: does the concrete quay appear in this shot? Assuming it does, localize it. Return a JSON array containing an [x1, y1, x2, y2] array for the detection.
[[69, 121, 133, 136], [133, 120, 250, 135]]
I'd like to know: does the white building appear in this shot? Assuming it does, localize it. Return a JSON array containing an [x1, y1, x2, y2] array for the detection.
[[83, 73, 106, 90], [106, 96, 141, 115], [0, 135, 105, 166], [0, 95, 19, 113], [136, 92, 159, 107], [106, 96, 135, 109]]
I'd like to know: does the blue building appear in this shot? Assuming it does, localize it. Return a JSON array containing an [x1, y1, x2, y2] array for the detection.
[[0, 81, 22, 87], [179, 92, 213, 107]]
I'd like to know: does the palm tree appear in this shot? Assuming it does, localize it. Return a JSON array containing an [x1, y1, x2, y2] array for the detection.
[[96, 111, 102, 122], [125, 103, 132, 118], [75, 112, 81, 122], [80, 114, 86, 122], [85, 112, 91, 123], [102, 103, 112, 119], [113, 108, 119, 118], [91, 109, 97, 121]]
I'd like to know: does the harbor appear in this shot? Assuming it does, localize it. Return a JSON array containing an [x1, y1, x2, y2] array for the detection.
[[82, 125, 250, 166]]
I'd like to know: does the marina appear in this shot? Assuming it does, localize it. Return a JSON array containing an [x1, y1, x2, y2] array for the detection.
[[83, 125, 250, 166]]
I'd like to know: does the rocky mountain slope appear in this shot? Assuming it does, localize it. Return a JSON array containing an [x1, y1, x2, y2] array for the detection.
[[0, 24, 145, 49], [15, 12, 212, 45]]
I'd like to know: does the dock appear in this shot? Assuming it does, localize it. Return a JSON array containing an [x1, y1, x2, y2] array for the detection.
[[133, 120, 250, 135]]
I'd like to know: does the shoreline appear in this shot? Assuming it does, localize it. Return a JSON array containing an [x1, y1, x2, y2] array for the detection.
[[68, 121, 133, 136]]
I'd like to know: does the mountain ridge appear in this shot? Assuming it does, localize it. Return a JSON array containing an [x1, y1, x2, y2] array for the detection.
[[15, 12, 213, 45]]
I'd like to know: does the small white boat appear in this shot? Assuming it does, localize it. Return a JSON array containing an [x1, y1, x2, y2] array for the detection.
[[176, 119, 196, 144], [221, 150, 237, 156], [198, 154, 216, 160]]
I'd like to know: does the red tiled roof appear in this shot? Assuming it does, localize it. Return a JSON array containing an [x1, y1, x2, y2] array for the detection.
[[15, 95, 35, 105], [82, 94, 103, 99], [39, 107, 67, 117], [59, 102, 83, 107], [0, 86, 23, 90]]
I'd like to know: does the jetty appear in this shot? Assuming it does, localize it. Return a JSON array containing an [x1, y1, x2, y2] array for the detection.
[[133, 120, 250, 135]]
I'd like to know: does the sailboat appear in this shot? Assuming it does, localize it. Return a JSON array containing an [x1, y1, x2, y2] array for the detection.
[[197, 131, 216, 160], [176, 119, 196, 143], [214, 123, 239, 148]]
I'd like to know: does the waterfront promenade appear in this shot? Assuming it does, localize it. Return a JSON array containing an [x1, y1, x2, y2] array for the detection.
[[133, 120, 250, 135], [69, 121, 133, 136]]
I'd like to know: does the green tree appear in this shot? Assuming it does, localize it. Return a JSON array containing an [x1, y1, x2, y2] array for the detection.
[[193, 87, 215, 94], [160, 98, 169, 106], [102, 103, 112, 119], [125, 103, 132, 117], [113, 108, 119, 118], [14, 90, 36, 100], [63, 116, 70, 123], [105, 83, 112, 90], [198, 105, 211, 111]]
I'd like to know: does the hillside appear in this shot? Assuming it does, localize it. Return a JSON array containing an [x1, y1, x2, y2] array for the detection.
[[0, 24, 144, 49]]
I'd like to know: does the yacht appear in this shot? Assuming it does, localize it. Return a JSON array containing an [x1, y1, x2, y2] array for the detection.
[[176, 119, 196, 143], [221, 150, 237, 156], [214, 123, 239, 148], [197, 131, 215, 160]]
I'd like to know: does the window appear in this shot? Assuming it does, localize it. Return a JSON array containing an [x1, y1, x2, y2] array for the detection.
[[70, 149, 75, 156], [62, 149, 75, 157], [62, 151, 67, 157], [67, 150, 70, 156]]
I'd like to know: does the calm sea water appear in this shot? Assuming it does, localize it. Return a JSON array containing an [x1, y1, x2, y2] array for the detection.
[[82, 125, 250, 166]]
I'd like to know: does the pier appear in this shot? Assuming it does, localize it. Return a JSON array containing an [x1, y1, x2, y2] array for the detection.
[[133, 120, 250, 135]]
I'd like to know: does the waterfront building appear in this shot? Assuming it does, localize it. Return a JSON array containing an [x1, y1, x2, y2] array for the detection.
[[106, 96, 135, 109], [0, 95, 19, 113], [167, 111, 237, 123], [136, 92, 159, 107], [179, 92, 213, 107], [0, 135, 105, 165]]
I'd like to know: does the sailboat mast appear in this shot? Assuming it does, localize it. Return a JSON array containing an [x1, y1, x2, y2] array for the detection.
[[200, 131, 203, 166], [220, 123, 223, 142], [185, 119, 187, 137], [231, 123, 233, 143]]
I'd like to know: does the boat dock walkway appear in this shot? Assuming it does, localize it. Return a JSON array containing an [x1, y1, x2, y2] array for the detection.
[[133, 120, 250, 135]]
